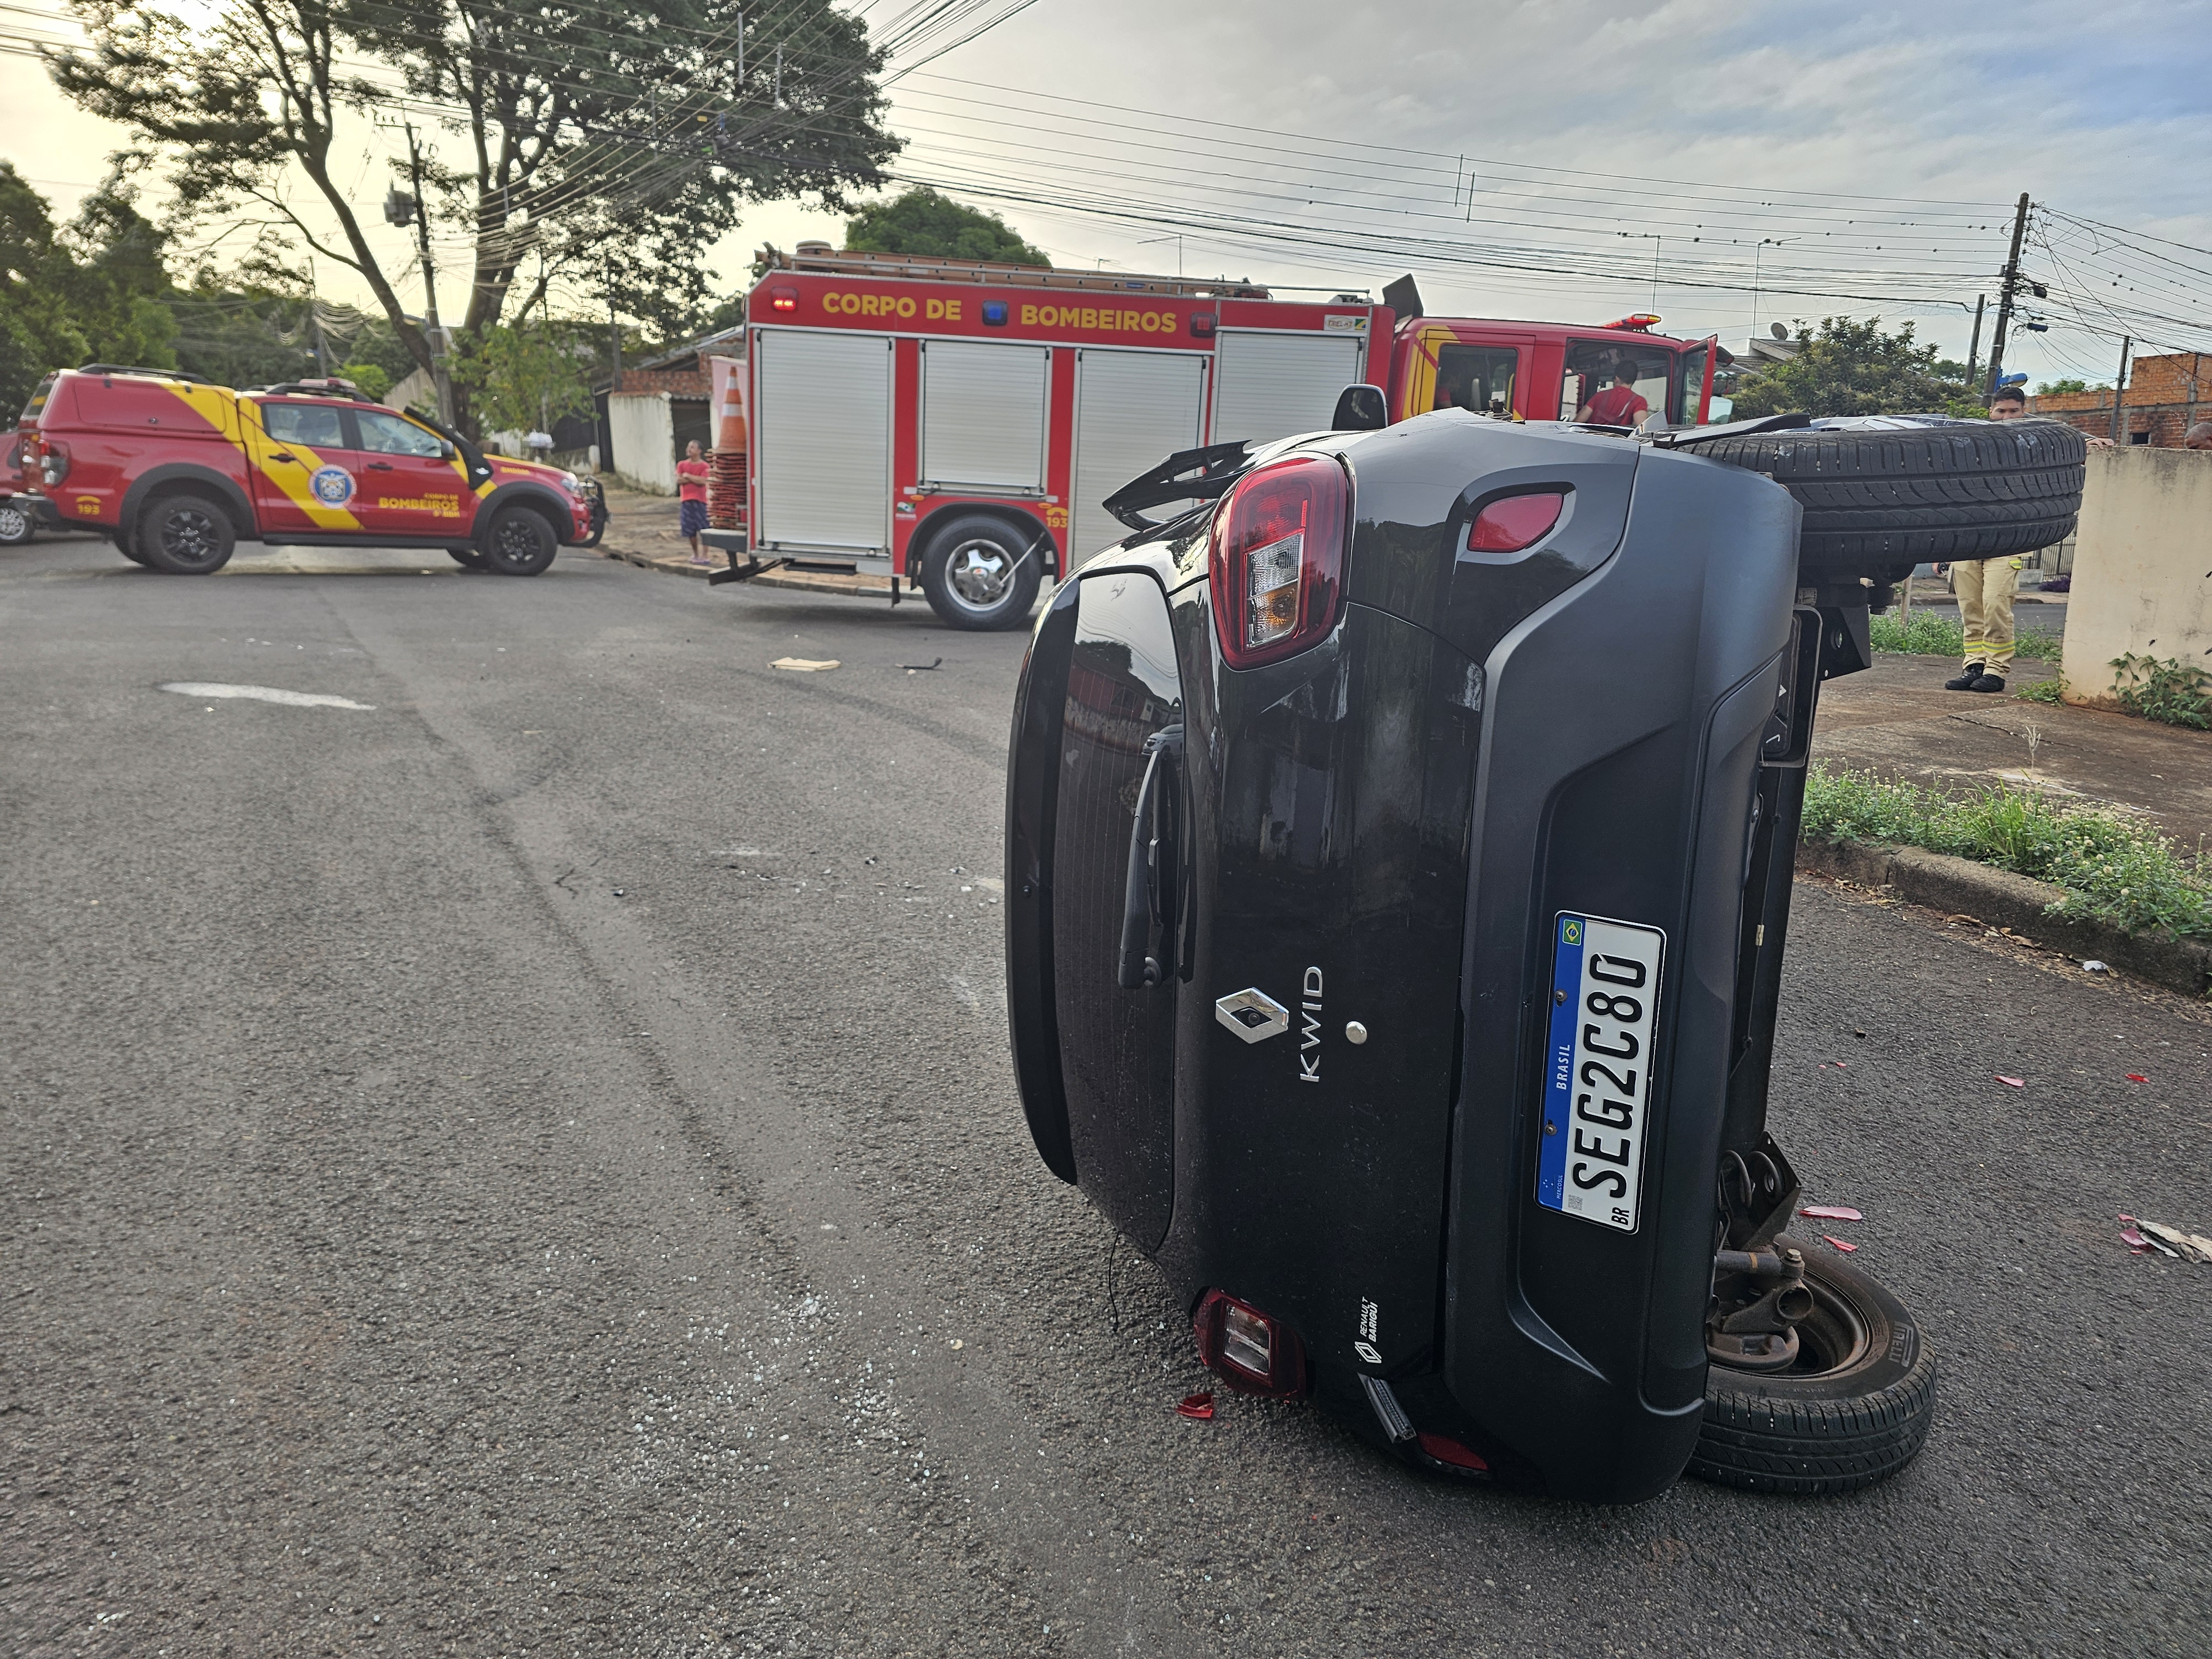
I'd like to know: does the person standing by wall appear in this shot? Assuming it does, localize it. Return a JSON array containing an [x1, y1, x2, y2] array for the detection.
[[676, 440, 711, 561], [1944, 387, 2034, 692]]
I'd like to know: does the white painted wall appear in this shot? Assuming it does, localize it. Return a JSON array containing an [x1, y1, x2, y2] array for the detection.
[[2062, 448, 2212, 708], [608, 392, 676, 494]]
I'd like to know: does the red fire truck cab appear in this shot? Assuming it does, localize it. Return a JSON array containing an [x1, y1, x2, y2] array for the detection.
[[726, 249, 1721, 629]]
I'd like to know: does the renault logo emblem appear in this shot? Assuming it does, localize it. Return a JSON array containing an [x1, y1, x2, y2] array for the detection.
[[1214, 987, 1289, 1044]]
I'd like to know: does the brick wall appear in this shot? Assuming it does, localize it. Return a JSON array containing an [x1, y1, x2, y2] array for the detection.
[[2030, 352, 2208, 446], [613, 367, 709, 398]]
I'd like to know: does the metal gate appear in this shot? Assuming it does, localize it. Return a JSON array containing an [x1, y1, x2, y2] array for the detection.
[[1209, 330, 1365, 447], [1070, 348, 1208, 567], [753, 327, 894, 553], [920, 340, 1050, 492]]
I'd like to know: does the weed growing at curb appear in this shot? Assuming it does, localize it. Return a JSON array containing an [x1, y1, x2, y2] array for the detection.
[[1802, 765, 2212, 939], [2015, 678, 2065, 705], [2110, 654, 2212, 731], [1867, 611, 2063, 660]]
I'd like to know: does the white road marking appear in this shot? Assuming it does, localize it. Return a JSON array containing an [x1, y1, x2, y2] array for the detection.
[[159, 682, 375, 710]]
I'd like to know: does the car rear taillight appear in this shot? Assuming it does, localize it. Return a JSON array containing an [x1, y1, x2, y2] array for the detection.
[[1465, 490, 1564, 554], [1207, 455, 1349, 669], [770, 285, 798, 312], [1193, 1290, 1307, 1396], [39, 439, 69, 487]]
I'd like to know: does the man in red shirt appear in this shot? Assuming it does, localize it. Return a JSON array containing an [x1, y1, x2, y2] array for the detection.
[[676, 439, 711, 560], [1577, 364, 1650, 429]]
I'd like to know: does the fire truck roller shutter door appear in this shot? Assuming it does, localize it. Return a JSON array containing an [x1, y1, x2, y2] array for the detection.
[[754, 328, 894, 552], [1209, 331, 1365, 447], [920, 340, 1050, 491], [1070, 349, 1207, 568]]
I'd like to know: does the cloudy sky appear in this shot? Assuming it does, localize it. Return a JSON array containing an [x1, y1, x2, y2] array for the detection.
[[5, 0, 2209, 381]]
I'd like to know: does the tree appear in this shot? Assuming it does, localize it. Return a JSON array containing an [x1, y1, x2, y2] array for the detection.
[[844, 187, 1047, 265], [50, 0, 901, 421], [337, 360, 392, 399], [1729, 316, 1976, 419], [452, 321, 594, 434], [2036, 378, 2098, 395], [0, 163, 176, 414]]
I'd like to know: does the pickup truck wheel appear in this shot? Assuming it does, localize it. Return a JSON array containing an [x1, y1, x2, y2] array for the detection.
[[919, 513, 1044, 630], [1693, 416, 2086, 588], [481, 506, 559, 576], [1689, 1237, 1936, 1496], [448, 547, 487, 570], [140, 493, 237, 575], [0, 500, 34, 546]]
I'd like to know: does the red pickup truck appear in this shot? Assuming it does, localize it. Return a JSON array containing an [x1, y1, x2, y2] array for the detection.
[[14, 367, 595, 574]]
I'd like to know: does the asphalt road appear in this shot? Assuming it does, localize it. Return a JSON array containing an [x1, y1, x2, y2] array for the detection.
[[4, 537, 2208, 1658]]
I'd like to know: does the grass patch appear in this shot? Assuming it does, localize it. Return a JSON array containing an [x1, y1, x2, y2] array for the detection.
[[1802, 764, 2212, 939], [1868, 609, 2062, 660], [2015, 677, 2065, 705], [2110, 654, 2212, 731]]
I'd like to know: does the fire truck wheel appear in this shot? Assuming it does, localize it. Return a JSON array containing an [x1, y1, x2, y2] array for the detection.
[[140, 492, 237, 575], [480, 506, 560, 576], [1689, 1237, 1936, 1496], [0, 499, 34, 546], [919, 515, 1043, 630]]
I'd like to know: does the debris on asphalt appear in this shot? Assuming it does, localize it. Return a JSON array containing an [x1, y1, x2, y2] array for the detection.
[[1821, 1235, 1859, 1254], [2127, 1217, 2212, 1263], [2126, 1073, 2148, 1083], [948, 1338, 964, 1350], [2081, 959, 2111, 974], [1176, 1392, 1215, 1420], [1801, 1205, 1864, 1222], [771, 657, 841, 672], [900, 658, 943, 672], [1995, 1074, 2026, 1088]]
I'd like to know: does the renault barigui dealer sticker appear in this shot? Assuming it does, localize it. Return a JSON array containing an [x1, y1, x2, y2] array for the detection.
[[1536, 912, 1664, 1234], [310, 465, 356, 507]]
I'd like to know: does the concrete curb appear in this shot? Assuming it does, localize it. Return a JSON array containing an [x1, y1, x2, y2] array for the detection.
[[1797, 838, 2211, 998]]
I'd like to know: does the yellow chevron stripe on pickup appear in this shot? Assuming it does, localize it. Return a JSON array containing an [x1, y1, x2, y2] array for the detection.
[[234, 399, 362, 531]]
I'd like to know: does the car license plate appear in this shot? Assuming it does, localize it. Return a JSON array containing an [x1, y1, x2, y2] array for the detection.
[[1536, 912, 1665, 1234]]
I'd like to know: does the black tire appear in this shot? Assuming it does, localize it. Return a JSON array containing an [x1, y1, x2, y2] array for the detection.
[[447, 547, 487, 570], [917, 512, 1044, 631], [0, 498, 34, 546], [1694, 416, 2086, 584], [1690, 1236, 1936, 1496], [139, 492, 237, 575], [479, 505, 559, 576]]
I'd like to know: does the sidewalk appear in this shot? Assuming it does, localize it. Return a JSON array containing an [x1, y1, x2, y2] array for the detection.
[[1814, 651, 2212, 850], [592, 482, 896, 598]]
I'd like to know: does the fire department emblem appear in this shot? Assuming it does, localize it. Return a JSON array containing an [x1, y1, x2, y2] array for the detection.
[[309, 465, 355, 507]]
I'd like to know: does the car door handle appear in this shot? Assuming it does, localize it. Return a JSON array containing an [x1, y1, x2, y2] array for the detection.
[[368, 462, 394, 471], [1116, 724, 1184, 990], [269, 452, 296, 462]]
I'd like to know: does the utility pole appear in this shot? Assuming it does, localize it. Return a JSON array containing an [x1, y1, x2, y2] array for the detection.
[[403, 122, 455, 425], [1983, 192, 2031, 404], [2109, 337, 2131, 445], [1964, 294, 1986, 388], [607, 258, 622, 385], [311, 305, 335, 377]]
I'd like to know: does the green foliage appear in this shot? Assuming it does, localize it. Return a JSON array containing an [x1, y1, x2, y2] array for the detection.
[[1730, 316, 1977, 419], [2036, 378, 2096, 395], [2015, 677, 2065, 705], [844, 187, 1048, 266], [1802, 765, 2212, 939], [2110, 654, 2212, 731], [0, 163, 175, 414], [452, 322, 596, 435], [338, 361, 392, 400], [1866, 609, 2062, 660]]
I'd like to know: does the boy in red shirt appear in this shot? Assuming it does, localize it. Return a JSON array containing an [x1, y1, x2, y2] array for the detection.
[[1577, 365, 1650, 429], [676, 440, 711, 560]]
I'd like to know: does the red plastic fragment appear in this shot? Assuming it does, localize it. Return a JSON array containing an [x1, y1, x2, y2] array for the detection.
[[1800, 1205, 1864, 1222], [1176, 1392, 1215, 1420], [1821, 1235, 1859, 1254], [2117, 1214, 2154, 1255], [2126, 1074, 2148, 1083], [1417, 1432, 1489, 1472], [1995, 1075, 2026, 1088]]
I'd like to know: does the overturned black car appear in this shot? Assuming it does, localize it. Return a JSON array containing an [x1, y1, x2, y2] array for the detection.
[[1004, 404, 2086, 1503]]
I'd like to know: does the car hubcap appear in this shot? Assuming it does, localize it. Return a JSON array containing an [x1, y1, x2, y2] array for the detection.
[[164, 510, 218, 562], [946, 539, 1014, 607], [497, 520, 539, 562], [0, 505, 25, 539]]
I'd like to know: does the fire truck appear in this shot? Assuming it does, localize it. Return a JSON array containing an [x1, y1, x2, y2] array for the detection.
[[717, 247, 1722, 629]]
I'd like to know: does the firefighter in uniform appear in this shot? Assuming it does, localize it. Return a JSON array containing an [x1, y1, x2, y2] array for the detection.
[[1944, 386, 2032, 693]]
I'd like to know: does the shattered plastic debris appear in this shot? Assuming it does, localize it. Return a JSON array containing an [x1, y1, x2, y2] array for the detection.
[[2081, 960, 2111, 974], [1820, 1235, 1859, 1254], [2128, 1217, 2212, 1263], [1801, 1205, 1864, 1222], [900, 658, 943, 672], [2126, 1073, 2149, 1083], [771, 657, 841, 672], [1176, 1392, 1215, 1420], [1995, 1075, 2026, 1089], [2119, 1218, 2158, 1255]]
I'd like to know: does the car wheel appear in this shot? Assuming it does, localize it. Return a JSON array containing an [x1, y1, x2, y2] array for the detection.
[[0, 500, 34, 546], [140, 493, 237, 575], [918, 513, 1044, 631], [1693, 416, 2086, 589], [448, 547, 487, 570], [1688, 1236, 1936, 1496], [480, 506, 559, 576]]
